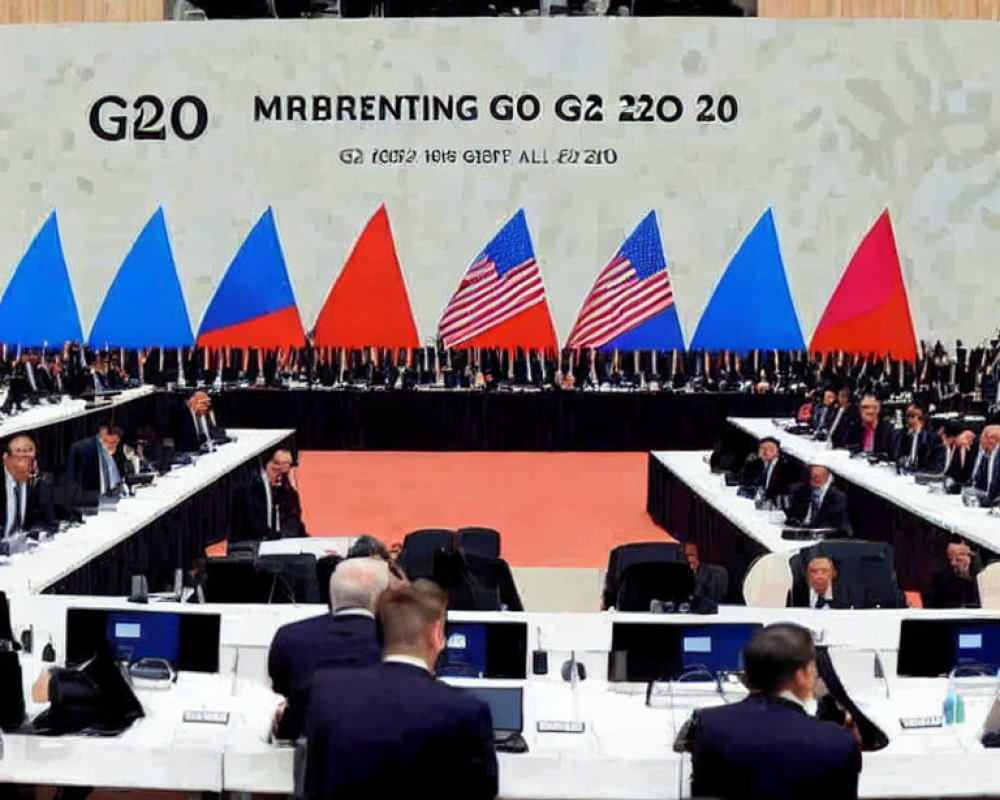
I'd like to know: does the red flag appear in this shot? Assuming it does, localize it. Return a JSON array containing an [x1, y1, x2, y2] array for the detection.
[[313, 205, 419, 349], [810, 209, 917, 360]]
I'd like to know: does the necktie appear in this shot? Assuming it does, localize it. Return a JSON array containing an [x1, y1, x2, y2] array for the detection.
[[814, 595, 827, 609], [809, 490, 822, 525], [100, 449, 110, 493], [764, 460, 775, 492], [863, 424, 875, 452], [910, 431, 919, 463], [14, 484, 24, 533]]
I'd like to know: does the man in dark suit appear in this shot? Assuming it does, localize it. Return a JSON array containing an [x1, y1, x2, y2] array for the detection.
[[168, 391, 218, 453], [965, 425, 1000, 501], [269, 558, 388, 741], [852, 394, 896, 455], [736, 436, 799, 501], [684, 542, 728, 603], [66, 425, 131, 495], [307, 581, 498, 800], [938, 422, 978, 484], [892, 404, 946, 471], [1, 435, 56, 539], [926, 538, 981, 609], [689, 623, 861, 800], [787, 556, 849, 609], [230, 448, 307, 542], [809, 387, 837, 436], [785, 464, 853, 536], [827, 386, 862, 449]]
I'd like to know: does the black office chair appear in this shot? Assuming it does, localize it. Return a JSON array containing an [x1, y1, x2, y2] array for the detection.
[[791, 539, 905, 609], [316, 554, 344, 608], [615, 562, 695, 612], [456, 527, 501, 560], [396, 529, 456, 580], [256, 554, 321, 604], [432, 550, 524, 612], [603, 542, 686, 609], [204, 558, 274, 603]]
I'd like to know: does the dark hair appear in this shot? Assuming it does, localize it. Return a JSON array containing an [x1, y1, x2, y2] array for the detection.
[[98, 424, 124, 437], [4, 434, 36, 455], [348, 535, 392, 561], [759, 436, 780, 448], [742, 623, 815, 695], [378, 580, 447, 650]]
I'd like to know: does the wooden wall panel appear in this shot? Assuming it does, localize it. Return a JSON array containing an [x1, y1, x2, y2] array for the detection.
[[0, 0, 164, 22]]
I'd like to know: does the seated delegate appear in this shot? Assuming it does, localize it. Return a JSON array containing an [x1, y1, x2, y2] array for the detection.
[[785, 464, 853, 536], [938, 421, 977, 484], [736, 436, 799, 501], [2, 434, 56, 539], [892, 403, 945, 472], [965, 424, 1000, 502], [66, 425, 132, 496], [787, 555, 848, 609], [926, 538, 981, 609], [230, 448, 307, 542], [825, 385, 861, 449], [853, 394, 895, 455], [169, 391, 220, 453]]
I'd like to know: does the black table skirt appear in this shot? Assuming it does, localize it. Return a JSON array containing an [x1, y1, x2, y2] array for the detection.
[[646, 454, 767, 604], [46, 432, 294, 596], [216, 389, 801, 451]]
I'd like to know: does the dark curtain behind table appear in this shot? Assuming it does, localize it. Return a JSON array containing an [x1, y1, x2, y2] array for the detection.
[[31, 393, 164, 475], [647, 455, 766, 604], [215, 389, 802, 451], [45, 445, 280, 596]]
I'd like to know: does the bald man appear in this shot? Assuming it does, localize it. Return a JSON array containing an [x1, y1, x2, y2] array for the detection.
[[169, 391, 220, 453], [966, 425, 1000, 501]]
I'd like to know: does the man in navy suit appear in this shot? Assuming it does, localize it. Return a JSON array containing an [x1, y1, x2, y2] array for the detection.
[[268, 558, 388, 741], [690, 623, 861, 800], [66, 425, 132, 495], [307, 581, 498, 800], [892, 404, 946, 471], [785, 464, 853, 536]]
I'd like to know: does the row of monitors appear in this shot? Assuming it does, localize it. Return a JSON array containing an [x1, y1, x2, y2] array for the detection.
[[65, 608, 1000, 681]]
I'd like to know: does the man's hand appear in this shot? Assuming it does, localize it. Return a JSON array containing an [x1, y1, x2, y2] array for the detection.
[[31, 668, 51, 703], [270, 700, 287, 740]]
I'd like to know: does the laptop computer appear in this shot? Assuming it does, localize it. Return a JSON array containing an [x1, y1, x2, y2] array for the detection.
[[463, 685, 528, 753]]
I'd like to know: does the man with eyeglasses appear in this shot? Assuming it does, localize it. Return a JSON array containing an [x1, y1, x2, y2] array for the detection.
[[892, 403, 945, 471], [966, 425, 1000, 501], [1, 435, 55, 540]]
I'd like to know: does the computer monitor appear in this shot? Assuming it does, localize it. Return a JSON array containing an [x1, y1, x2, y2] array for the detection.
[[610, 622, 763, 682], [463, 686, 523, 735], [106, 612, 180, 665], [898, 619, 1000, 677], [436, 621, 527, 679], [67, 608, 221, 672]]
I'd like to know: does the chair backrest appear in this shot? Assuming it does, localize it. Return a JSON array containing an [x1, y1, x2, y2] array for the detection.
[[397, 529, 456, 580], [614, 562, 695, 612], [431, 550, 524, 612], [456, 527, 501, 560], [604, 542, 685, 609], [316, 554, 344, 608], [792, 539, 904, 609], [204, 557, 274, 603], [742, 552, 794, 607], [977, 562, 1000, 610], [256, 554, 321, 604]]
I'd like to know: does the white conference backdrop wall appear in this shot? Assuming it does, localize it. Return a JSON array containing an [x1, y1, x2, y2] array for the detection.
[[0, 19, 997, 346]]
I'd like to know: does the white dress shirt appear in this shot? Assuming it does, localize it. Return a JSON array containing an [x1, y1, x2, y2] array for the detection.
[[808, 585, 834, 609], [191, 408, 214, 452], [383, 654, 431, 672], [4, 469, 26, 538]]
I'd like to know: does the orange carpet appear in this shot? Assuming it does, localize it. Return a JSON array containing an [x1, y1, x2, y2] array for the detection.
[[296, 451, 671, 568]]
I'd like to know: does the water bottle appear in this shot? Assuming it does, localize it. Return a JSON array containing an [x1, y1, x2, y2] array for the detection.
[[943, 685, 965, 724]]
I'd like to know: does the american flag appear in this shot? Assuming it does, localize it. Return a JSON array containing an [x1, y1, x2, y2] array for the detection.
[[439, 210, 547, 349], [565, 211, 675, 349]]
